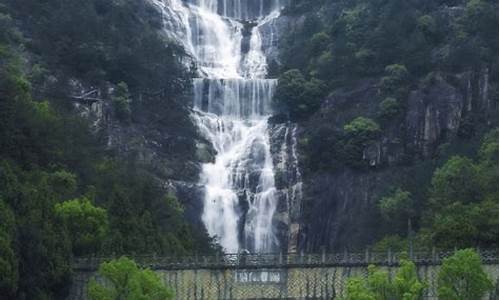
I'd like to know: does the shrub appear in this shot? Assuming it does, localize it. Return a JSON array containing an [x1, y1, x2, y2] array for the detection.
[[378, 97, 400, 120], [88, 257, 174, 300], [274, 69, 326, 120], [429, 156, 480, 207], [378, 188, 413, 221], [381, 64, 409, 93], [438, 249, 493, 300], [344, 117, 380, 137], [343, 260, 425, 300], [55, 198, 108, 255]]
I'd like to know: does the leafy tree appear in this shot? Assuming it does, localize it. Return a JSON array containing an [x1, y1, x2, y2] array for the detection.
[[344, 277, 376, 300], [476, 129, 498, 196], [48, 170, 78, 199], [55, 198, 108, 255], [378, 188, 416, 244], [427, 200, 497, 249], [381, 64, 410, 94], [341, 117, 381, 168], [274, 69, 326, 119], [344, 117, 380, 138], [438, 249, 493, 300], [366, 265, 395, 299], [88, 257, 174, 300], [393, 260, 425, 300], [429, 156, 480, 208], [308, 32, 330, 56], [378, 189, 414, 221], [416, 15, 436, 37], [343, 260, 425, 300], [378, 97, 401, 121]]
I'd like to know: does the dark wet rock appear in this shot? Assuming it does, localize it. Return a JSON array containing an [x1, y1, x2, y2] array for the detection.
[[294, 68, 498, 252]]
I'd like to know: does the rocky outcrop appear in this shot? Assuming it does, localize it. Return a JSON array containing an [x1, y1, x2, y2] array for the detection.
[[269, 122, 303, 253], [70, 79, 211, 232], [293, 68, 498, 252]]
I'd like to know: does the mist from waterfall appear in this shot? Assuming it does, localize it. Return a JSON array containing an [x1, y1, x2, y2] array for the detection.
[[153, 0, 283, 253]]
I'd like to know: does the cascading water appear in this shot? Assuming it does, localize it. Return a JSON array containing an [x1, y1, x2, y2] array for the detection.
[[154, 0, 284, 253]]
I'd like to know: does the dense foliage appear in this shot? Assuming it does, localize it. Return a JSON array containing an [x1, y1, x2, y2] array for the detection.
[[273, 69, 327, 119], [0, 2, 213, 298], [437, 249, 493, 300], [373, 130, 498, 251], [0, 0, 497, 297], [343, 259, 425, 300], [275, 0, 498, 119], [344, 249, 494, 300], [55, 198, 109, 256], [280, 0, 498, 85], [88, 257, 174, 300], [278, 0, 498, 254]]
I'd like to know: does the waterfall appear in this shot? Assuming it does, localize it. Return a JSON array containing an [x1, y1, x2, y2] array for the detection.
[[153, 0, 284, 253]]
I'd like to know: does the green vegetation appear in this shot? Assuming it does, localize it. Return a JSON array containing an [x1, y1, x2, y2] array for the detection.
[[55, 198, 108, 256], [374, 130, 498, 251], [112, 82, 132, 123], [344, 249, 494, 299], [0, 199, 17, 297], [378, 188, 414, 228], [88, 257, 174, 300], [344, 259, 425, 300], [438, 249, 493, 300], [0, 3, 213, 298], [5, 0, 190, 94], [0, 0, 497, 297], [273, 69, 326, 119], [282, 0, 497, 256], [304, 116, 383, 171], [377, 97, 401, 121], [281, 0, 498, 87], [344, 117, 380, 137]]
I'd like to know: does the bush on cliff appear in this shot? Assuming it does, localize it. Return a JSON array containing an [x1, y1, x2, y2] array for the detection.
[[273, 69, 326, 120]]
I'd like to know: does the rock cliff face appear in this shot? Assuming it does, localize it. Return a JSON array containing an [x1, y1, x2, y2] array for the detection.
[[72, 3, 497, 254], [290, 69, 497, 252], [71, 79, 211, 233]]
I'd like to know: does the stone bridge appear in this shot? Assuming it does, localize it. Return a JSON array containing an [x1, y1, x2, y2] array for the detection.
[[68, 250, 499, 300]]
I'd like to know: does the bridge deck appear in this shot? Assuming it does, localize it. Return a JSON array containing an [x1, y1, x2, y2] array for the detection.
[[72, 250, 499, 271]]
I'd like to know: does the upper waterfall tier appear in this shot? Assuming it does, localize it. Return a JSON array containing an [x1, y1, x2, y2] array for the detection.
[[187, 0, 282, 21], [154, 0, 281, 78]]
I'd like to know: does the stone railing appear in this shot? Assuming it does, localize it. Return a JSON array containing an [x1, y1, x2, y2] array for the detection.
[[72, 249, 499, 271]]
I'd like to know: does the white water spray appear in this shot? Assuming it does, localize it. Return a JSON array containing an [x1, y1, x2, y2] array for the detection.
[[154, 0, 283, 253]]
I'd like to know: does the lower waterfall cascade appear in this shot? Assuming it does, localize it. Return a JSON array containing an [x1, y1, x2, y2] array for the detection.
[[152, 0, 297, 253]]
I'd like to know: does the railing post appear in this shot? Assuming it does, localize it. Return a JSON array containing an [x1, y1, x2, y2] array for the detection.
[[387, 248, 392, 265], [279, 251, 283, 265], [365, 248, 370, 264], [300, 251, 304, 264], [432, 247, 437, 264], [343, 248, 348, 263], [321, 247, 326, 264], [215, 251, 220, 266]]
